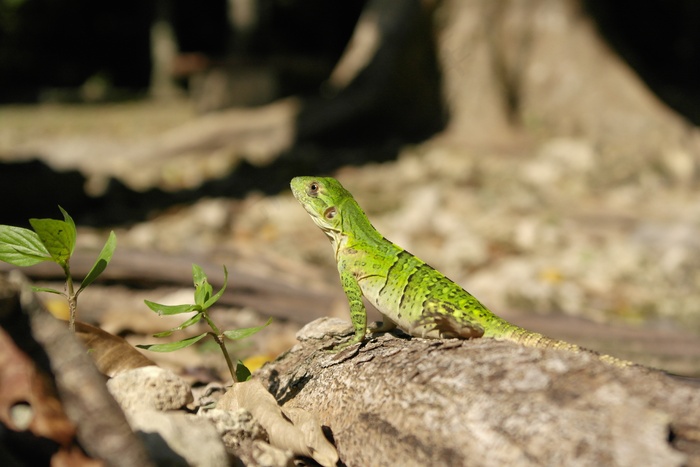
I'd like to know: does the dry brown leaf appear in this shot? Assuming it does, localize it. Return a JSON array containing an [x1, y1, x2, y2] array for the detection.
[[218, 379, 339, 467], [75, 321, 155, 377], [0, 326, 103, 466], [0, 327, 74, 443]]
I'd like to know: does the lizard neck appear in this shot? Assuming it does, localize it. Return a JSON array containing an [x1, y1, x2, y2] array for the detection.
[[341, 198, 386, 248], [329, 197, 387, 261]]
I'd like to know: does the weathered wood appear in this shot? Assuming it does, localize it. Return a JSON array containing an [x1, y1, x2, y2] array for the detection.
[[256, 318, 700, 466]]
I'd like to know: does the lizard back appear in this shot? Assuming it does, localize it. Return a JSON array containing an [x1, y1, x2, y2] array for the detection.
[[346, 240, 509, 339]]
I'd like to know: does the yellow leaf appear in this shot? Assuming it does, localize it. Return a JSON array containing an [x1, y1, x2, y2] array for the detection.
[[242, 354, 274, 373], [44, 298, 70, 321]]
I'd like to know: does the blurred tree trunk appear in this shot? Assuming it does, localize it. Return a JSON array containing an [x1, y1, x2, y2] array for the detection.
[[435, 0, 699, 159], [155, 0, 699, 172]]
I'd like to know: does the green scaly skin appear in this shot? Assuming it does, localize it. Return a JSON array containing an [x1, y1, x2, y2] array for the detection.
[[291, 176, 630, 366]]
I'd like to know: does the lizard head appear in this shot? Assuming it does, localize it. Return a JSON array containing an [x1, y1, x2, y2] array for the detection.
[[290, 177, 351, 236], [291, 176, 381, 251]]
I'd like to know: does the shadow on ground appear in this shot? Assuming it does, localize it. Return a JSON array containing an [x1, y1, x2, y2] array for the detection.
[[0, 141, 404, 227]]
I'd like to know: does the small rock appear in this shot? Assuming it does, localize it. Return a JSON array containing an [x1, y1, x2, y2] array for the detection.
[[199, 408, 265, 450], [523, 138, 595, 186], [127, 409, 230, 467], [192, 381, 229, 409], [661, 148, 695, 185], [296, 317, 351, 341], [107, 366, 193, 412]]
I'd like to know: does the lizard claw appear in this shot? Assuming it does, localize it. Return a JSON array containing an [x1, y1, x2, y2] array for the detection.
[[324, 336, 363, 354]]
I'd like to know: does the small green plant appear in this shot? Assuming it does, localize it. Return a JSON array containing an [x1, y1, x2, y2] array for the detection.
[[138, 264, 271, 382], [0, 207, 116, 331]]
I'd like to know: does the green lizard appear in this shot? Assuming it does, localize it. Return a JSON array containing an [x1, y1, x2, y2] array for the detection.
[[291, 176, 630, 366]]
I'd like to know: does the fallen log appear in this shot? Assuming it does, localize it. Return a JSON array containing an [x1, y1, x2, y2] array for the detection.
[[256, 317, 700, 466]]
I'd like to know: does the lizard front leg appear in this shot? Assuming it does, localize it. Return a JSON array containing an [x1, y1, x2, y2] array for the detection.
[[332, 265, 367, 352]]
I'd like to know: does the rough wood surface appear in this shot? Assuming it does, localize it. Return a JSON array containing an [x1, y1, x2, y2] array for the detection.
[[256, 318, 700, 467]]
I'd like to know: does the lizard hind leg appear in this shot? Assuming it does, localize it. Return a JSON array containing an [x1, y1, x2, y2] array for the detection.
[[414, 301, 485, 339], [368, 317, 398, 334]]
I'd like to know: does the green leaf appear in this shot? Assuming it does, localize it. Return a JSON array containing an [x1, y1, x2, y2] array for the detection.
[[32, 286, 63, 295], [236, 360, 252, 382], [136, 332, 208, 352], [152, 313, 203, 337], [144, 300, 200, 315], [29, 218, 75, 266], [0, 225, 51, 266], [78, 231, 116, 293], [203, 265, 228, 309], [58, 206, 77, 257], [192, 264, 212, 307], [192, 264, 207, 287], [222, 317, 273, 341], [194, 280, 212, 308]]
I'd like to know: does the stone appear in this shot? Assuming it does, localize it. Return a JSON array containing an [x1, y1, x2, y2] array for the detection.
[[107, 366, 193, 412]]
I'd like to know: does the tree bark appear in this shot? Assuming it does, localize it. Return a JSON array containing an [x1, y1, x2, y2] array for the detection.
[[256, 317, 700, 467]]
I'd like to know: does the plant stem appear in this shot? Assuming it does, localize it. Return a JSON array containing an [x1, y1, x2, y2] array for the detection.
[[64, 264, 77, 332], [203, 312, 220, 335], [215, 334, 238, 383], [204, 313, 238, 383]]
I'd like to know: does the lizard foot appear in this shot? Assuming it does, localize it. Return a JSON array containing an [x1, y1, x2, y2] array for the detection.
[[324, 337, 363, 354]]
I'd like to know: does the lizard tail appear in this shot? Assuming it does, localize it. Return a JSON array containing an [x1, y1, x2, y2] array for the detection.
[[497, 324, 633, 368], [501, 325, 581, 351]]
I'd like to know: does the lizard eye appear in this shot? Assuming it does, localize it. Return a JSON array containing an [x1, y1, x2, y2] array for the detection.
[[324, 207, 337, 219], [309, 182, 319, 195]]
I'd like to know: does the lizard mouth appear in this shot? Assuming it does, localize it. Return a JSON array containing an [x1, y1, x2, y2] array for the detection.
[[304, 209, 341, 242], [310, 213, 335, 233]]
